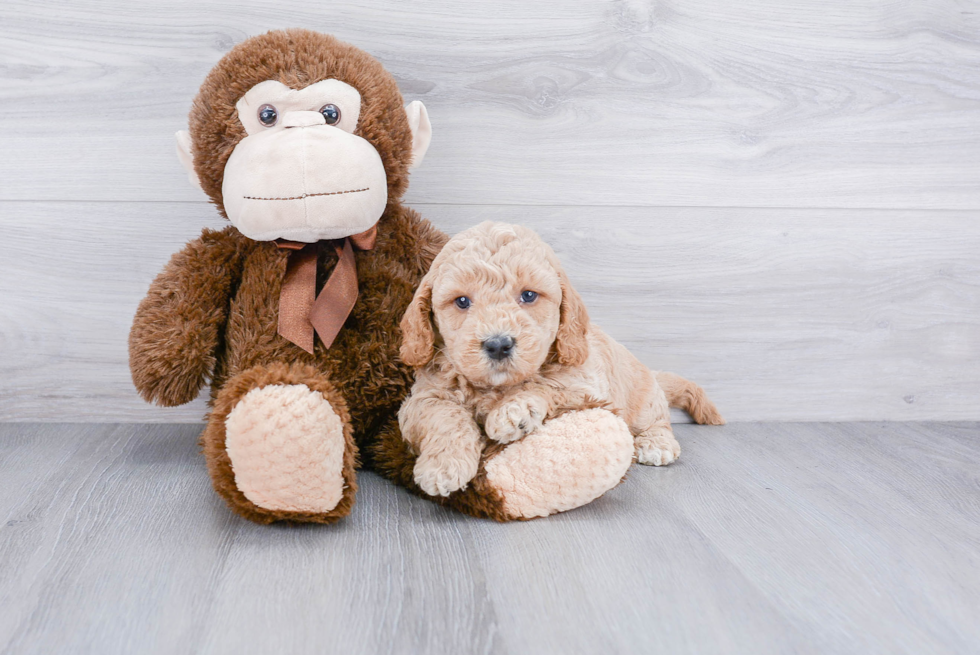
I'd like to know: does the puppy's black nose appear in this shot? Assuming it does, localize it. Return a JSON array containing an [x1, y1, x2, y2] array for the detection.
[[482, 335, 515, 361]]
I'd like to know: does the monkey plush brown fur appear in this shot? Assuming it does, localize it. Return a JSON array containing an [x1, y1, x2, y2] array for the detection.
[[131, 30, 639, 524]]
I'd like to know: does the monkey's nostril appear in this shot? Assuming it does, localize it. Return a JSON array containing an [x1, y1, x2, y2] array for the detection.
[[482, 335, 515, 361]]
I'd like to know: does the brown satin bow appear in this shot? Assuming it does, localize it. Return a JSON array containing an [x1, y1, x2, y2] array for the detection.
[[275, 225, 377, 354]]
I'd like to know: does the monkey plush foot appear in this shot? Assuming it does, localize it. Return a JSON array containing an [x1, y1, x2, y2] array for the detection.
[[483, 408, 633, 520], [225, 384, 348, 513], [202, 364, 358, 524]]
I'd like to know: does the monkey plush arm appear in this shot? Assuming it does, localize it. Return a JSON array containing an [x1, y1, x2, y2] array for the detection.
[[129, 227, 246, 406]]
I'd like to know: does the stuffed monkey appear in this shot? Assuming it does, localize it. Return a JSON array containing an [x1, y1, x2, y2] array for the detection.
[[130, 29, 634, 523]]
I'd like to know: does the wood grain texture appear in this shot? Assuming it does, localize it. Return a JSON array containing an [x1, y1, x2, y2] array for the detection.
[[1, 2, 978, 422], [1, 422, 978, 654], [0, 0, 978, 207], [2, 201, 978, 422]]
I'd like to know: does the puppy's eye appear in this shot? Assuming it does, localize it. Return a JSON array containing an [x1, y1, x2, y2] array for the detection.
[[257, 104, 278, 127], [454, 296, 472, 310], [520, 290, 539, 304]]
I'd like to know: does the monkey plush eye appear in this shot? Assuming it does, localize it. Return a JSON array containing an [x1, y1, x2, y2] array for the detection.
[[319, 103, 342, 125], [520, 290, 539, 303], [454, 296, 472, 310], [257, 104, 278, 127]]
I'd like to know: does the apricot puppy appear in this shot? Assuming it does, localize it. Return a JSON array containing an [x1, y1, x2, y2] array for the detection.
[[398, 221, 723, 497]]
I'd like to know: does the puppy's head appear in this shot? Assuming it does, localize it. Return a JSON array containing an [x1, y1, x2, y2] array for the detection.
[[401, 221, 589, 387]]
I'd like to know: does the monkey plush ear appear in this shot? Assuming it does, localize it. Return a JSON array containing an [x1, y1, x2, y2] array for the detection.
[[400, 276, 436, 367], [175, 131, 203, 190], [554, 267, 591, 367], [404, 101, 432, 169]]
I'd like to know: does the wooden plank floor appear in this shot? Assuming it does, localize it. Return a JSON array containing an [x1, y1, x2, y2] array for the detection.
[[1, 422, 977, 654]]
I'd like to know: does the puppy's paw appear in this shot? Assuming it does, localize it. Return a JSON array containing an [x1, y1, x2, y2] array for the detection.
[[635, 429, 681, 466], [485, 396, 546, 444], [413, 449, 480, 497]]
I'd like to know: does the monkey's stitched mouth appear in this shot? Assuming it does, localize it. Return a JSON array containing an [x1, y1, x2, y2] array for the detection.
[[243, 187, 370, 201]]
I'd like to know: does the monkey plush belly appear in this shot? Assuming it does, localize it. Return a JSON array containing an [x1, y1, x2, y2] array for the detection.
[[212, 230, 417, 449], [193, 222, 422, 522]]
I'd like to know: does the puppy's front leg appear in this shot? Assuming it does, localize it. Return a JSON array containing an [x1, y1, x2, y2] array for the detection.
[[484, 389, 550, 444], [399, 393, 484, 497]]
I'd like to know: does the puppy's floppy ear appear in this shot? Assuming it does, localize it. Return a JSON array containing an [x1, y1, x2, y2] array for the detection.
[[554, 265, 590, 366], [400, 275, 436, 367]]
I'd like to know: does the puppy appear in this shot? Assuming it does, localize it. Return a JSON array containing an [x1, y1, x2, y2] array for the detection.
[[398, 221, 723, 497]]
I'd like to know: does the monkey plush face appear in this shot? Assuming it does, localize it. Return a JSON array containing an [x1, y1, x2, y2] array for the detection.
[[220, 79, 388, 242], [176, 30, 432, 243]]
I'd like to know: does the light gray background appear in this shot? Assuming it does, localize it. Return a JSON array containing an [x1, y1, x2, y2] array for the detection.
[[2, 0, 978, 422]]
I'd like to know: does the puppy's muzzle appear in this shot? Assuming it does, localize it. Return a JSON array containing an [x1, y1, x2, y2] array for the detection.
[[482, 335, 515, 361]]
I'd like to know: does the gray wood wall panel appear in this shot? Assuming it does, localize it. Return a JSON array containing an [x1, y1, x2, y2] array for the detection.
[[2, 202, 978, 422], [1, 1, 978, 422], [0, 0, 978, 208]]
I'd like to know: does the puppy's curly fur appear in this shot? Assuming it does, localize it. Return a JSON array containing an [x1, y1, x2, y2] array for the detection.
[[398, 222, 724, 497]]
